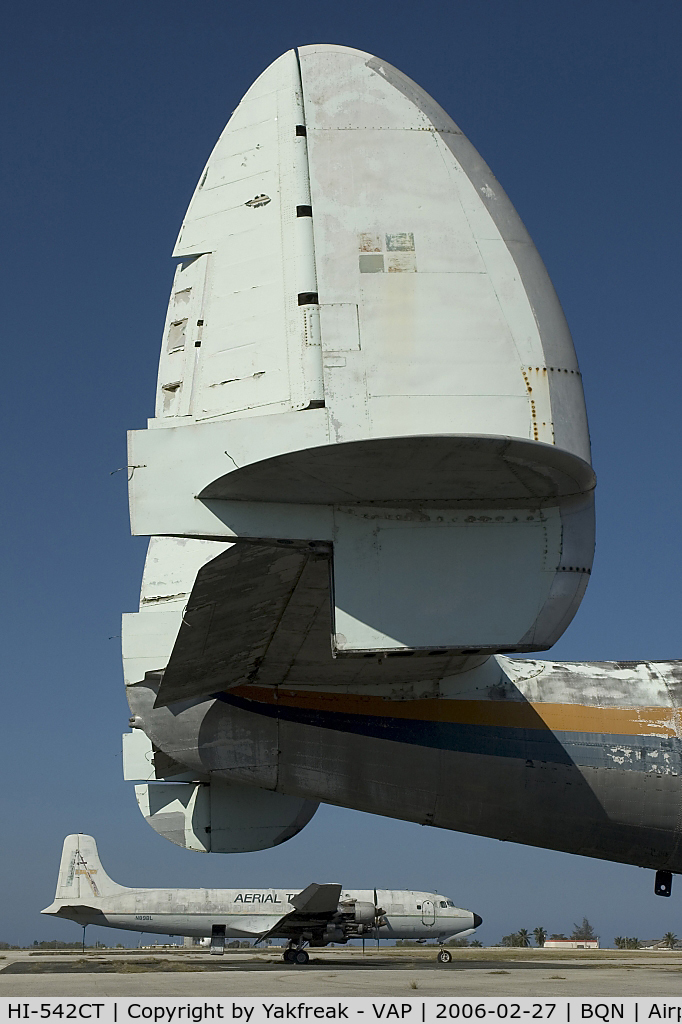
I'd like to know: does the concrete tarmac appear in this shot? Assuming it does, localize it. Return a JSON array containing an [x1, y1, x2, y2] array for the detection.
[[2, 948, 682, 996]]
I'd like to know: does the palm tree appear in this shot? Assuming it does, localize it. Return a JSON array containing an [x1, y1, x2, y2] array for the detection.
[[533, 927, 547, 948], [663, 932, 677, 949], [517, 928, 531, 948]]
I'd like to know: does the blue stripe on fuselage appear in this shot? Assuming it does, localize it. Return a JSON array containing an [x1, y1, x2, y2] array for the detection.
[[215, 693, 681, 772]]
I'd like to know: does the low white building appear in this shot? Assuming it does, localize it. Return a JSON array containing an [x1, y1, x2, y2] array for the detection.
[[544, 939, 599, 949]]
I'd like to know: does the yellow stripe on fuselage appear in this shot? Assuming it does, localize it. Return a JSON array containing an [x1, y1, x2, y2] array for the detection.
[[228, 685, 678, 738]]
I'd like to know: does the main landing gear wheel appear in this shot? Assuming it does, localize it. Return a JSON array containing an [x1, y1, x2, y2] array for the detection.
[[283, 949, 295, 963], [294, 949, 310, 964], [437, 949, 452, 964]]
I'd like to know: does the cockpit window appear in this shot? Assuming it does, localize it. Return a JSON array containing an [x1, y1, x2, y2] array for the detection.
[[440, 901, 448, 908], [447, 900, 455, 907]]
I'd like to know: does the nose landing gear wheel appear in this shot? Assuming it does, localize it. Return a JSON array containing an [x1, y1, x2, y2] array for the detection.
[[294, 949, 310, 964], [437, 949, 452, 964]]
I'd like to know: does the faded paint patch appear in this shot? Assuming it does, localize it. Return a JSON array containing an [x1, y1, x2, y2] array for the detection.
[[385, 232, 415, 252], [358, 233, 382, 252]]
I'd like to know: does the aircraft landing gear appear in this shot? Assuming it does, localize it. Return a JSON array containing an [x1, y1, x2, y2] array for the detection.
[[283, 944, 310, 964], [655, 870, 673, 897], [437, 949, 452, 964]]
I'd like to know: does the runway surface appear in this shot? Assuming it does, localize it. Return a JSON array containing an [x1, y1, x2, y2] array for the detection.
[[2, 948, 682, 996]]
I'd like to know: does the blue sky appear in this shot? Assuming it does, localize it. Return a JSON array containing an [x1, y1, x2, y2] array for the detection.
[[2, 0, 681, 948]]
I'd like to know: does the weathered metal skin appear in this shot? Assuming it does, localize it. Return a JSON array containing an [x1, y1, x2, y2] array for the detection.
[[128, 657, 682, 872], [122, 45, 680, 870], [126, 42, 597, 695]]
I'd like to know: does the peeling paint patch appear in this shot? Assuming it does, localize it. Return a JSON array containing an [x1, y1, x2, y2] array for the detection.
[[245, 194, 271, 208]]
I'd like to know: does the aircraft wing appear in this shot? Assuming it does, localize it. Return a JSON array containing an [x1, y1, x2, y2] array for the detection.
[[256, 883, 342, 943]]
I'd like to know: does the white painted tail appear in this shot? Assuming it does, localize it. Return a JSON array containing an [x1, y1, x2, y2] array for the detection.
[[53, 834, 127, 902]]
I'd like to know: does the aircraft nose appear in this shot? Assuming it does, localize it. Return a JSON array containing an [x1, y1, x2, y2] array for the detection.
[[473, 913, 483, 929]]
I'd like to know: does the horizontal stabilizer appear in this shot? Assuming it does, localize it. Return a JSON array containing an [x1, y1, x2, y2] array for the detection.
[[44, 904, 103, 917], [134, 775, 318, 853]]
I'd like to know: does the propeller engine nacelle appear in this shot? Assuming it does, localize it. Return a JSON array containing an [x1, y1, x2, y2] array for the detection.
[[336, 899, 386, 937], [348, 901, 376, 925]]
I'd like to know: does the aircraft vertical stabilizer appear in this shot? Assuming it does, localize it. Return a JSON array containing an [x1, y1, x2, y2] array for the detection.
[[119, 45, 682, 885], [49, 834, 127, 907]]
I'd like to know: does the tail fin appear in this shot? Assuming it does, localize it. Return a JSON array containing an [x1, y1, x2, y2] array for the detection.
[[51, 834, 127, 904]]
